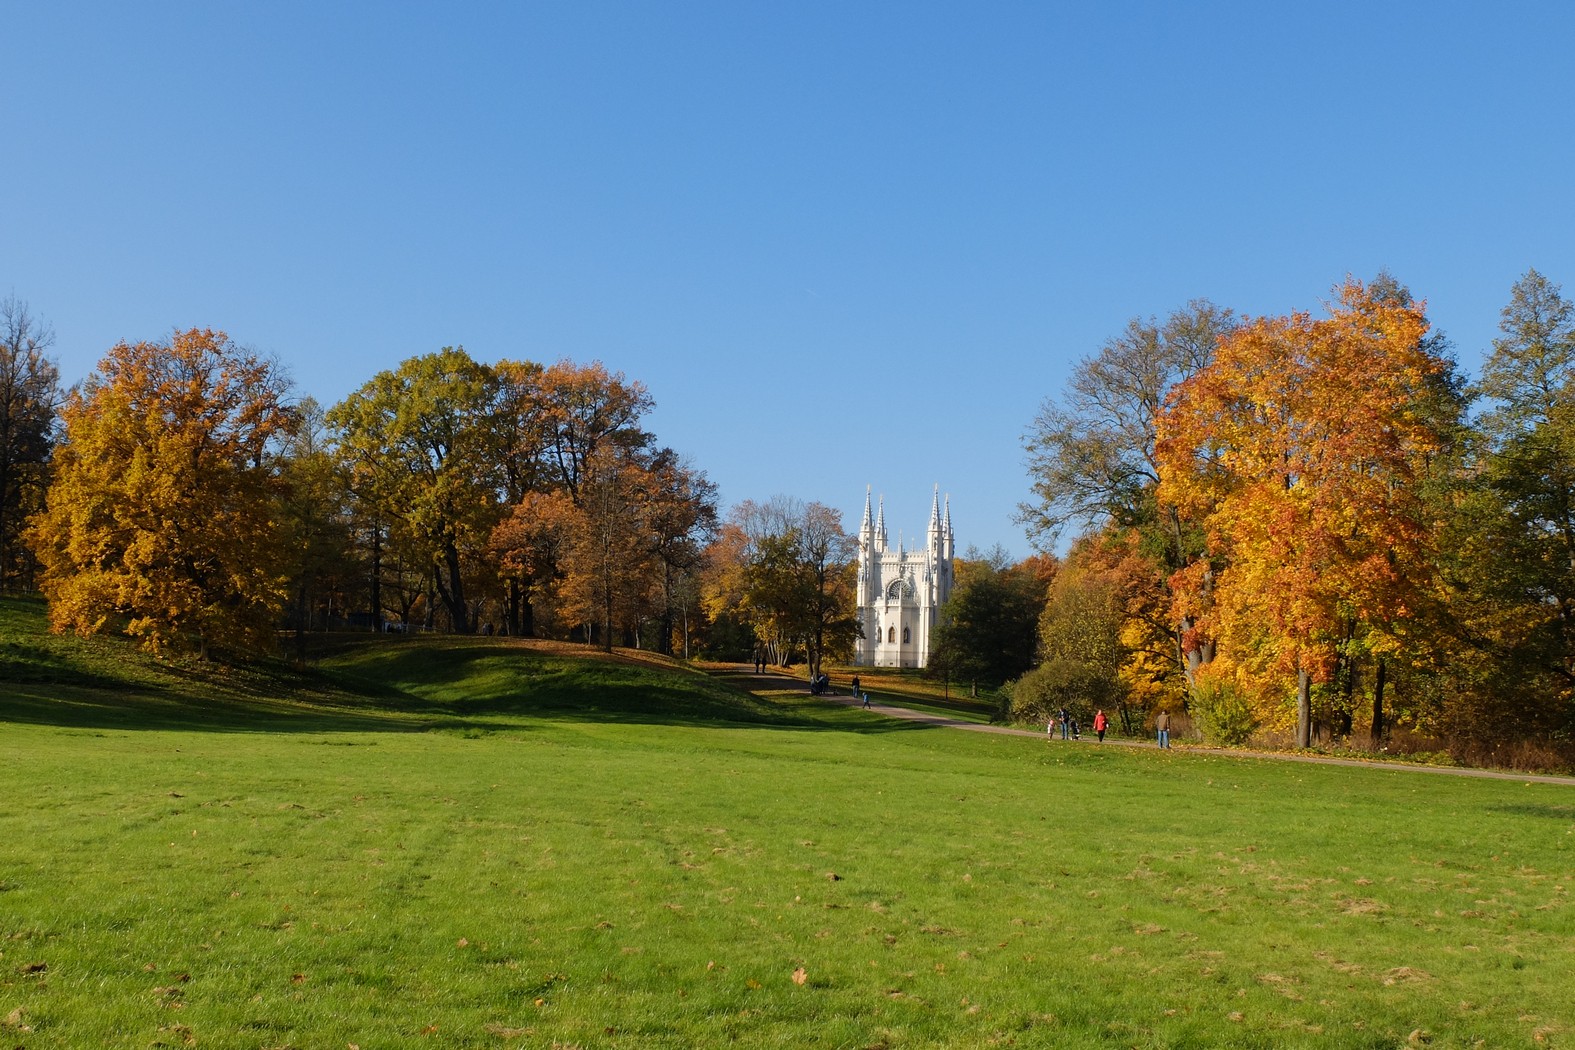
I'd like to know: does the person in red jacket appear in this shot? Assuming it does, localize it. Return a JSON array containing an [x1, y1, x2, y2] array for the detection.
[[1093, 709, 1108, 742]]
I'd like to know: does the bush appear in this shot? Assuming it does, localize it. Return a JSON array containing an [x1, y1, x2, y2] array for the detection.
[[1189, 676, 1258, 747], [1004, 659, 1114, 726]]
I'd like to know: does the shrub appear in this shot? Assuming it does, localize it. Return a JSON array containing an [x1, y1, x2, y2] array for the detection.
[[1189, 676, 1258, 747], [1004, 658, 1114, 726]]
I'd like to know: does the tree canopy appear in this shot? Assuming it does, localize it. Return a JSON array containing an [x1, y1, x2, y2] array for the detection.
[[28, 328, 295, 657]]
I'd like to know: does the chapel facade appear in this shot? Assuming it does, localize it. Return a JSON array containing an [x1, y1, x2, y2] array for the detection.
[[852, 486, 955, 669]]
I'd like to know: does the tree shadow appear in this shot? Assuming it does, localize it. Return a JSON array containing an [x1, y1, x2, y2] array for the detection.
[[0, 682, 448, 735], [0, 641, 935, 738], [1485, 802, 1575, 820]]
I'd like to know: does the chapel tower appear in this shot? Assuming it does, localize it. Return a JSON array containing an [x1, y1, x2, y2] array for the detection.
[[853, 485, 954, 668]]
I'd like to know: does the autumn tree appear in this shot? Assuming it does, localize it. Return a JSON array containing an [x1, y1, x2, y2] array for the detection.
[[1021, 300, 1236, 690], [27, 329, 294, 657], [483, 359, 661, 640], [642, 450, 718, 655], [490, 359, 549, 635], [0, 297, 61, 590], [489, 488, 577, 637], [1156, 279, 1457, 747], [1022, 300, 1234, 544], [928, 546, 1049, 689], [1007, 538, 1126, 725], [704, 497, 859, 674], [556, 445, 661, 650], [696, 520, 757, 659], [535, 359, 653, 500], [329, 348, 501, 634], [275, 398, 354, 660]]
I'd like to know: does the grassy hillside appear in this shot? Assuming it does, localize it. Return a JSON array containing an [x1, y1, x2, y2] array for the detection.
[[2, 598, 1573, 1048]]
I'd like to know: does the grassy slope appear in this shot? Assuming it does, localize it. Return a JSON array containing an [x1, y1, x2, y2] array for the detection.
[[2, 598, 1573, 1049]]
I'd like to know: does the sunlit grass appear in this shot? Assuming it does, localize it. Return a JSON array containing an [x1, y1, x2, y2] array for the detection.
[[2, 598, 1573, 1048]]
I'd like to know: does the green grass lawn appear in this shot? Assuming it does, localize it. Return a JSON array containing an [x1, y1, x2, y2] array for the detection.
[[2, 598, 1573, 1048]]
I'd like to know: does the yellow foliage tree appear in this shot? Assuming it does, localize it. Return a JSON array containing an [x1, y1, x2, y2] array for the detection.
[[27, 328, 294, 658], [1157, 279, 1452, 745]]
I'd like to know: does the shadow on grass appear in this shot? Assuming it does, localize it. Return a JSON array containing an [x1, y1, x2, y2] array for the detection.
[[1486, 802, 1575, 820], [0, 683, 443, 736], [322, 644, 933, 736], [0, 633, 934, 738]]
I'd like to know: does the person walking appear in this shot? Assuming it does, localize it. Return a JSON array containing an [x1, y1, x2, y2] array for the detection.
[[1093, 709, 1108, 742], [1156, 710, 1171, 749], [1058, 707, 1070, 740], [850, 674, 860, 699], [862, 691, 871, 709]]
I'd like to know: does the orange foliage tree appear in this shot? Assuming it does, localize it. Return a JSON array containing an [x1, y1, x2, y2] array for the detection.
[[1157, 279, 1455, 746], [28, 329, 295, 657]]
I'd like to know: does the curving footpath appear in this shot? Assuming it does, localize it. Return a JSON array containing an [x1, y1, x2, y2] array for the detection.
[[724, 664, 1575, 788]]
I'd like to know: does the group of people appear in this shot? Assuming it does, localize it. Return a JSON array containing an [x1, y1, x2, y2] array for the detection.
[[761, 658, 1176, 748], [1049, 707, 1174, 748], [1049, 707, 1109, 742]]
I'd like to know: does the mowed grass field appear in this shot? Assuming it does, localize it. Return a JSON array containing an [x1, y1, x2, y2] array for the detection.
[[2, 599, 1573, 1049]]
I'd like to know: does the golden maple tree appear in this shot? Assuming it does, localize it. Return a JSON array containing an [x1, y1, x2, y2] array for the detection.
[[27, 328, 294, 657], [1156, 279, 1453, 745]]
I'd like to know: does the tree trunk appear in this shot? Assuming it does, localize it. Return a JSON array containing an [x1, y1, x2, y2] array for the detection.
[[1337, 643, 1356, 742], [1296, 668, 1312, 748], [435, 540, 470, 633], [506, 578, 522, 637], [369, 525, 384, 631], [1369, 658, 1387, 747], [295, 582, 309, 664]]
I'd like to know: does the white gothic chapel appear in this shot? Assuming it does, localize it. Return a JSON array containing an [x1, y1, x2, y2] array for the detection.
[[853, 487, 955, 669]]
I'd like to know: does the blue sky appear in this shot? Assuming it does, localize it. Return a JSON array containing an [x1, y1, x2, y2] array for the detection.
[[7, 2, 1574, 556]]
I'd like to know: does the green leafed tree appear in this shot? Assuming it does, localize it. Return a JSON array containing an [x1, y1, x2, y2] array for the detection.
[[329, 348, 502, 634], [928, 546, 1049, 690], [1457, 268, 1575, 738]]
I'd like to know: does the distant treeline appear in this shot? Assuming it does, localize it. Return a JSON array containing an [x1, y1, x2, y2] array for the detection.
[[3, 269, 1572, 770]]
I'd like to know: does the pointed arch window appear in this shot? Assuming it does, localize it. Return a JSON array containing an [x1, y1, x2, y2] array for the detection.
[[902, 626, 911, 644], [888, 626, 896, 643]]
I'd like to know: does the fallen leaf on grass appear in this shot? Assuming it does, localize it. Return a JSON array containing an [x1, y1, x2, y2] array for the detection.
[[20, 962, 46, 974], [791, 967, 807, 985]]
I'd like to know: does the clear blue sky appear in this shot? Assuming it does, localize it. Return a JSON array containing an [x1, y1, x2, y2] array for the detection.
[[7, 2, 1574, 557]]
